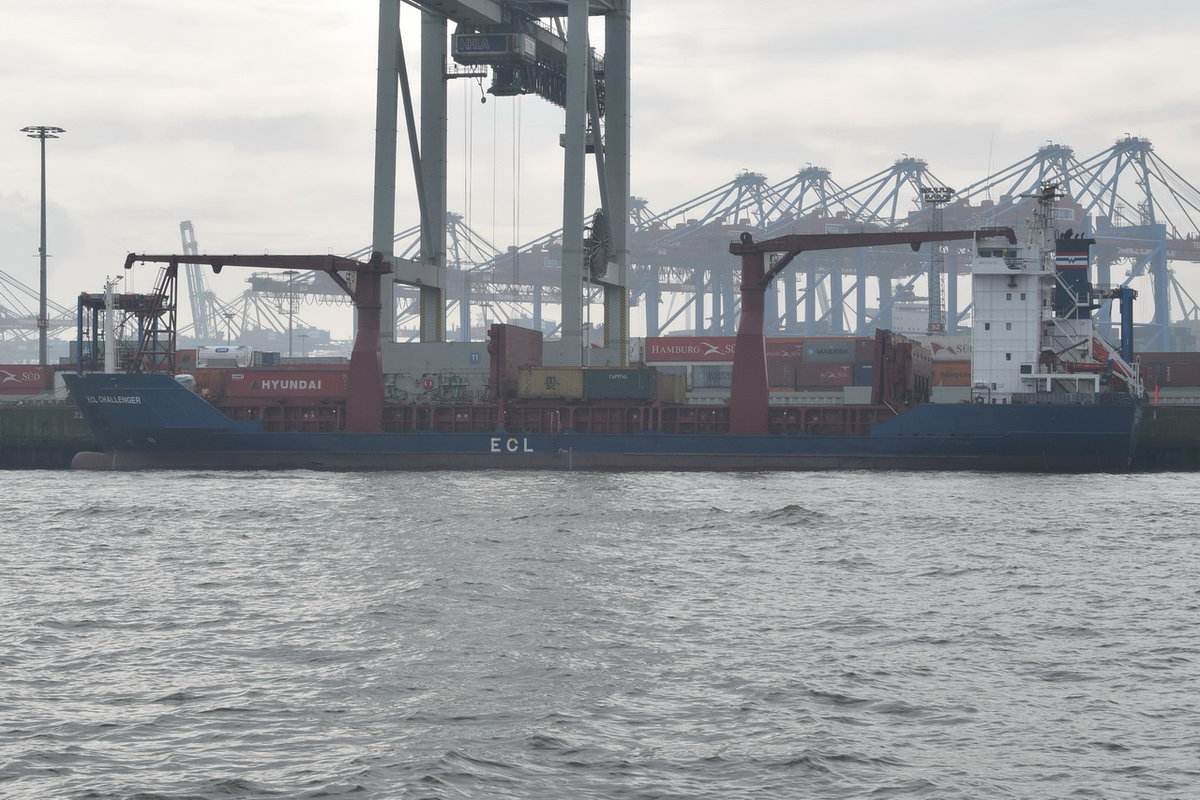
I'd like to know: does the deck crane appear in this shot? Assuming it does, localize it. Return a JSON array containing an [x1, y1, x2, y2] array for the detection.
[[728, 227, 1016, 435], [124, 251, 392, 433]]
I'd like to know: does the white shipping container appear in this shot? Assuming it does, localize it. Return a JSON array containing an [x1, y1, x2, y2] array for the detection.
[[196, 345, 253, 368]]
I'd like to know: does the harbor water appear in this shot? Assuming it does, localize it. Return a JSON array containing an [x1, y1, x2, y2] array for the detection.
[[2, 470, 1198, 799]]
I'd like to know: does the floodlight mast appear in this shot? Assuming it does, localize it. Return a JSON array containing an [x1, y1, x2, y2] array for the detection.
[[20, 125, 66, 365]]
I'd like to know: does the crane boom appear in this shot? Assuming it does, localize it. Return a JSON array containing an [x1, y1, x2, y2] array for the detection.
[[180, 221, 215, 341]]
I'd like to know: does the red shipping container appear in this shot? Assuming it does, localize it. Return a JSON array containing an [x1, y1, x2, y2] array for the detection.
[[223, 369, 348, 400], [191, 368, 228, 400], [855, 338, 877, 364], [793, 363, 853, 388], [1142, 362, 1200, 388], [1138, 352, 1200, 365], [766, 341, 806, 362], [645, 336, 736, 362], [0, 365, 51, 394], [767, 360, 794, 389], [489, 323, 543, 397]]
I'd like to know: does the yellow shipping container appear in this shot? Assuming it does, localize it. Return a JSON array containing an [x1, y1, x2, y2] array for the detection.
[[517, 366, 585, 399], [932, 360, 971, 387], [655, 372, 687, 404]]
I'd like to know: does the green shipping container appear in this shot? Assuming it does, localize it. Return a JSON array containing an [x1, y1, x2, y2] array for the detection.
[[583, 368, 655, 400]]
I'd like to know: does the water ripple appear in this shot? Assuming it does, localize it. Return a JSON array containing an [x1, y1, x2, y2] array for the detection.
[[1, 470, 1198, 798]]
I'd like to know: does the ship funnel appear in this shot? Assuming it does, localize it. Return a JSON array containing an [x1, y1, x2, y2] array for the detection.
[[1053, 233, 1096, 319]]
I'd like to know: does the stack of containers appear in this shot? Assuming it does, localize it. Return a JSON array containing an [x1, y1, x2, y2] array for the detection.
[[1136, 353, 1200, 403], [516, 366, 682, 402], [189, 363, 349, 404], [766, 337, 878, 392]]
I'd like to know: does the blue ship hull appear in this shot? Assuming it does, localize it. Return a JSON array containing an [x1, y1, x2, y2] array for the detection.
[[63, 373, 1141, 472]]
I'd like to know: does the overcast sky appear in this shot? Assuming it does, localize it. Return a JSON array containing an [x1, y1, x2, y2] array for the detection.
[[2, 0, 1197, 336]]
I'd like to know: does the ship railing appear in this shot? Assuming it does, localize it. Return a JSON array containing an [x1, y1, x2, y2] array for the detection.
[[1010, 391, 1098, 405], [1010, 391, 1137, 406]]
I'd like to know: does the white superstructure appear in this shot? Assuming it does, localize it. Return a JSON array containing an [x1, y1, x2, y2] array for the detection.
[[970, 186, 1141, 403]]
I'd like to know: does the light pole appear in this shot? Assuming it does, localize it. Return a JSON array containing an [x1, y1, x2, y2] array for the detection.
[[21, 125, 65, 366]]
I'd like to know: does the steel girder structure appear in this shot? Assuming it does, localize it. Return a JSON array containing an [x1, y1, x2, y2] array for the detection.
[[227, 289, 326, 353], [761, 157, 954, 337], [389, 157, 954, 339], [450, 140, 1199, 344], [628, 171, 781, 337], [0, 268, 75, 354], [633, 157, 953, 339], [943, 137, 1200, 349], [351, 213, 565, 339], [377, 0, 630, 365], [232, 133, 1199, 350], [1067, 137, 1200, 350]]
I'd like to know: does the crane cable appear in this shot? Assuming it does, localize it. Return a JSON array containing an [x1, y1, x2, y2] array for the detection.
[[513, 96, 522, 284]]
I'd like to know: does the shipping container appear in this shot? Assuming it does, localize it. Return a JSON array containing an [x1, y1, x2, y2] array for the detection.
[[582, 368, 656, 400], [1142, 362, 1200, 388], [843, 385, 873, 405], [767, 360, 795, 390], [264, 362, 349, 371], [656, 372, 687, 404], [794, 363, 853, 388], [489, 323, 543, 399], [645, 336, 736, 362], [932, 360, 972, 387], [1136, 353, 1200, 388], [910, 334, 972, 361], [766, 340, 806, 362], [0, 365, 52, 394], [517, 366, 584, 399], [175, 349, 198, 370], [1137, 352, 1200, 365], [191, 368, 228, 401], [855, 337, 877, 364], [223, 369, 349, 401], [852, 363, 874, 387], [196, 345, 253, 368], [691, 364, 732, 389], [647, 335, 875, 365], [803, 341, 857, 363]]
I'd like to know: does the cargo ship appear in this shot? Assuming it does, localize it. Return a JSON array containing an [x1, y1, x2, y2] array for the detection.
[[62, 187, 1147, 472]]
